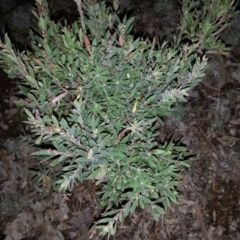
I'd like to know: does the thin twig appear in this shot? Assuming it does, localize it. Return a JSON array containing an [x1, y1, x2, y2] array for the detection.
[[74, 0, 86, 32], [172, 204, 188, 240], [194, 203, 211, 240]]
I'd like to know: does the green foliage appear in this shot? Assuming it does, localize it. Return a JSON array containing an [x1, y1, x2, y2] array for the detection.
[[176, 0, 236, 52], [0, 0, 235, 237]]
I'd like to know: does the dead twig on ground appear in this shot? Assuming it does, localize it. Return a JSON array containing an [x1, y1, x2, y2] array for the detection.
[[172, 204, 188, 240], [194, 203, 211, 240]]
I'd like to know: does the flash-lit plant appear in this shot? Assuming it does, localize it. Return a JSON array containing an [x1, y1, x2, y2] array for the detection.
[[0, 0, 235, 237], [176, 0, 236, 53]]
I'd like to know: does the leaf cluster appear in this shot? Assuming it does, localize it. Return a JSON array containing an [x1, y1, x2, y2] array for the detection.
[[176, 0, 236, 52]]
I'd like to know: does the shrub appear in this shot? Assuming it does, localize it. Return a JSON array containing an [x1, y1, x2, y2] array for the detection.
[[0, 0, 235, 237]]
